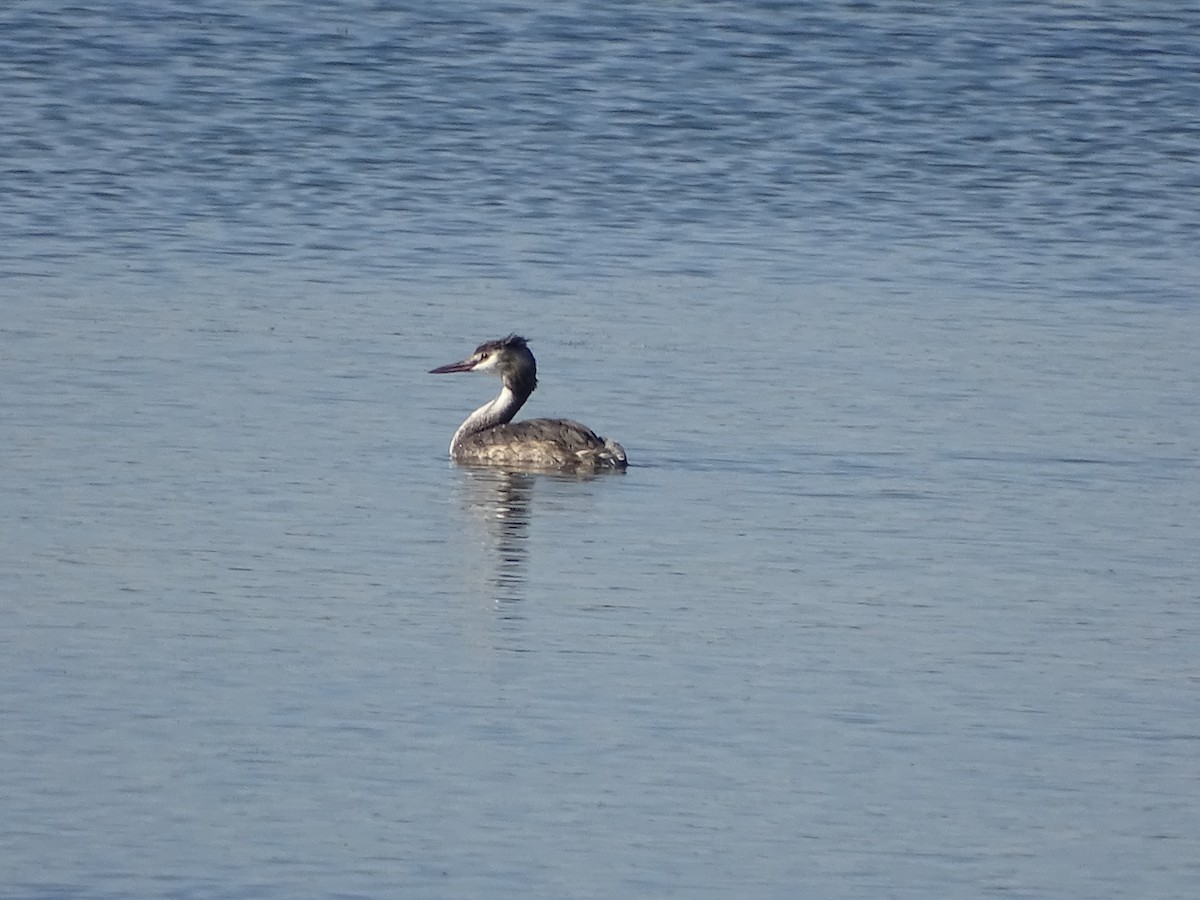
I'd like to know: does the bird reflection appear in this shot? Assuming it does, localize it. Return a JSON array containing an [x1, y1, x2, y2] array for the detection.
[[453, 465, 614, 608], [454, 467, 537, 606]]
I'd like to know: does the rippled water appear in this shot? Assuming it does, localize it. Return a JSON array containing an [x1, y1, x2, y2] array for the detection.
[[3, 2, 1199, 898]]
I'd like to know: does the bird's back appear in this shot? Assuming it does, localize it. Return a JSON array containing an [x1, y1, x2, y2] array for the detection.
[[453, 417, 627, 471]]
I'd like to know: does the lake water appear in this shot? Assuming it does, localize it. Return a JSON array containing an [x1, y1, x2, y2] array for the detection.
[[2, 2, 1198, 897]]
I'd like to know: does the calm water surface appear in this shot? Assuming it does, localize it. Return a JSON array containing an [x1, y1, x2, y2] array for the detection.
[[2, 2, 1199, 898]]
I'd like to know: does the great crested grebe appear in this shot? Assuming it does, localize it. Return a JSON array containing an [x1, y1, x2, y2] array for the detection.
[[429, 334, 627, 471]]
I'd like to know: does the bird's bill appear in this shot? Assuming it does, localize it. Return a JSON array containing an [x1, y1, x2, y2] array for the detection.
[[429, 357, 477, 374]]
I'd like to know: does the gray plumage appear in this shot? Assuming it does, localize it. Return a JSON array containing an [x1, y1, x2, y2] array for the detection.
[[430, 335, 627, 472]]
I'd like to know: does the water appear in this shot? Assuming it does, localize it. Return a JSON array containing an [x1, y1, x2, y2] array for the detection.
[[2, 2, 1198, 897]]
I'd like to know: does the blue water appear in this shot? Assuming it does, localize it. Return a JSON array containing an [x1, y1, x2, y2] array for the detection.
[[3, 2, 1198, 898]]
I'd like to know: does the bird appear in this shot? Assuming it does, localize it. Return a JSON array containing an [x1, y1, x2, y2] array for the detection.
[[429, 334, 627, 472]]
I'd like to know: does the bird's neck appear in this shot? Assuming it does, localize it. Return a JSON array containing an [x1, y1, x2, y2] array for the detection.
[[450, 383, 531, 451]]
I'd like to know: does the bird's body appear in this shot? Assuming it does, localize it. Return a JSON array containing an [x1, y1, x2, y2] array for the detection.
[[430, 335, 627, 472]]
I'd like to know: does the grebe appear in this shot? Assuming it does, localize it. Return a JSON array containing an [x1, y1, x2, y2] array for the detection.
[[429, 334, 628, 471]]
